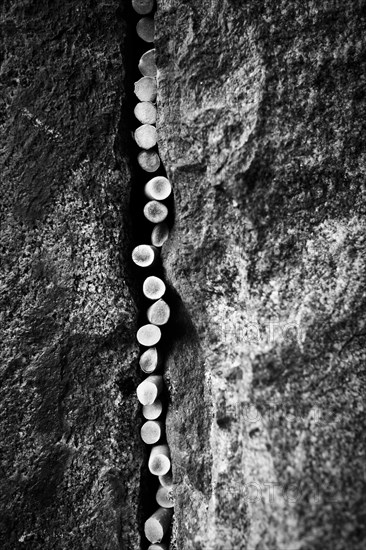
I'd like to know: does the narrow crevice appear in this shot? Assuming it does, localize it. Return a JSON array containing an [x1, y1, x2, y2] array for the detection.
[[116, 1, 178, 548], [115, 0, 174, 301]]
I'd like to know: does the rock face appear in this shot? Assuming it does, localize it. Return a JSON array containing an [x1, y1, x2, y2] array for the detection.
[[1, 0, 366, 549], [0, 1, 142, 548], [156, 1, 366, 549]]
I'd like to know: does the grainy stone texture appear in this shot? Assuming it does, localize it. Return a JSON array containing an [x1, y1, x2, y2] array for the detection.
[[2, 0, 366, 549], [156, 1, 366, 549], [0, 1, 142, 549]]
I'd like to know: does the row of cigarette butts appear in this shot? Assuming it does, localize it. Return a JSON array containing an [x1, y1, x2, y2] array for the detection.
[[131, 2, 173, 548], [132, 0, 162, 175]]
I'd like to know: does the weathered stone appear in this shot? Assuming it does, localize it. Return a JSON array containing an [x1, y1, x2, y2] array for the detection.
[[0, 1, 141, 548], [156, 1, 366, 549], [1, 0, 366, 548]]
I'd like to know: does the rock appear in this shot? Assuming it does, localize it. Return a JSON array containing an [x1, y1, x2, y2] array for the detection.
[[2, 0, 366, 548], [0, 1, 141, 548], [156, 1, 366, 549]]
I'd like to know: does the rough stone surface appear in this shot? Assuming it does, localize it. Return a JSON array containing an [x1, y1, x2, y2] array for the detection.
[[0, 1, 142, 549], [156, 1, 366, 549], [2, 0, 366, 549]]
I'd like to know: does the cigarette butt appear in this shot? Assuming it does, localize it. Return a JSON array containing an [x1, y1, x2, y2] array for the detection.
[[132, 244, 158, 267], [138, 151, 161, 172], [156, 485, 174, 508], [134, 102, 157, 125], [147, 543, 168, 550], [137, 324, 161, 347], [144, 507, 173, 543], [142, 398, 163, 420], [147, 299, 170, 326], [159, 471, 173, 487], [132, 0, 154, 15], [136, 16, 155, 43], [139, 48, 157, 77], [134, 124, 157, 149], [144, 176, 172, 201], [143, 276, 166, 300], [134, 76, 157, 102], [144, 200, 168, 223], [141, 420, 163, 444], [148, 444, 171, 476], [137, 375, 163, 405], [139, 346, 161, 373], [151, 223, 169, 247]]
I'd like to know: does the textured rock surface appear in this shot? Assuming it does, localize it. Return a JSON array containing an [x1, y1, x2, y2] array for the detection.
[[0, 1, 142, 548], [2, 0, 366, 549], [156, 1, 366, 549]]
